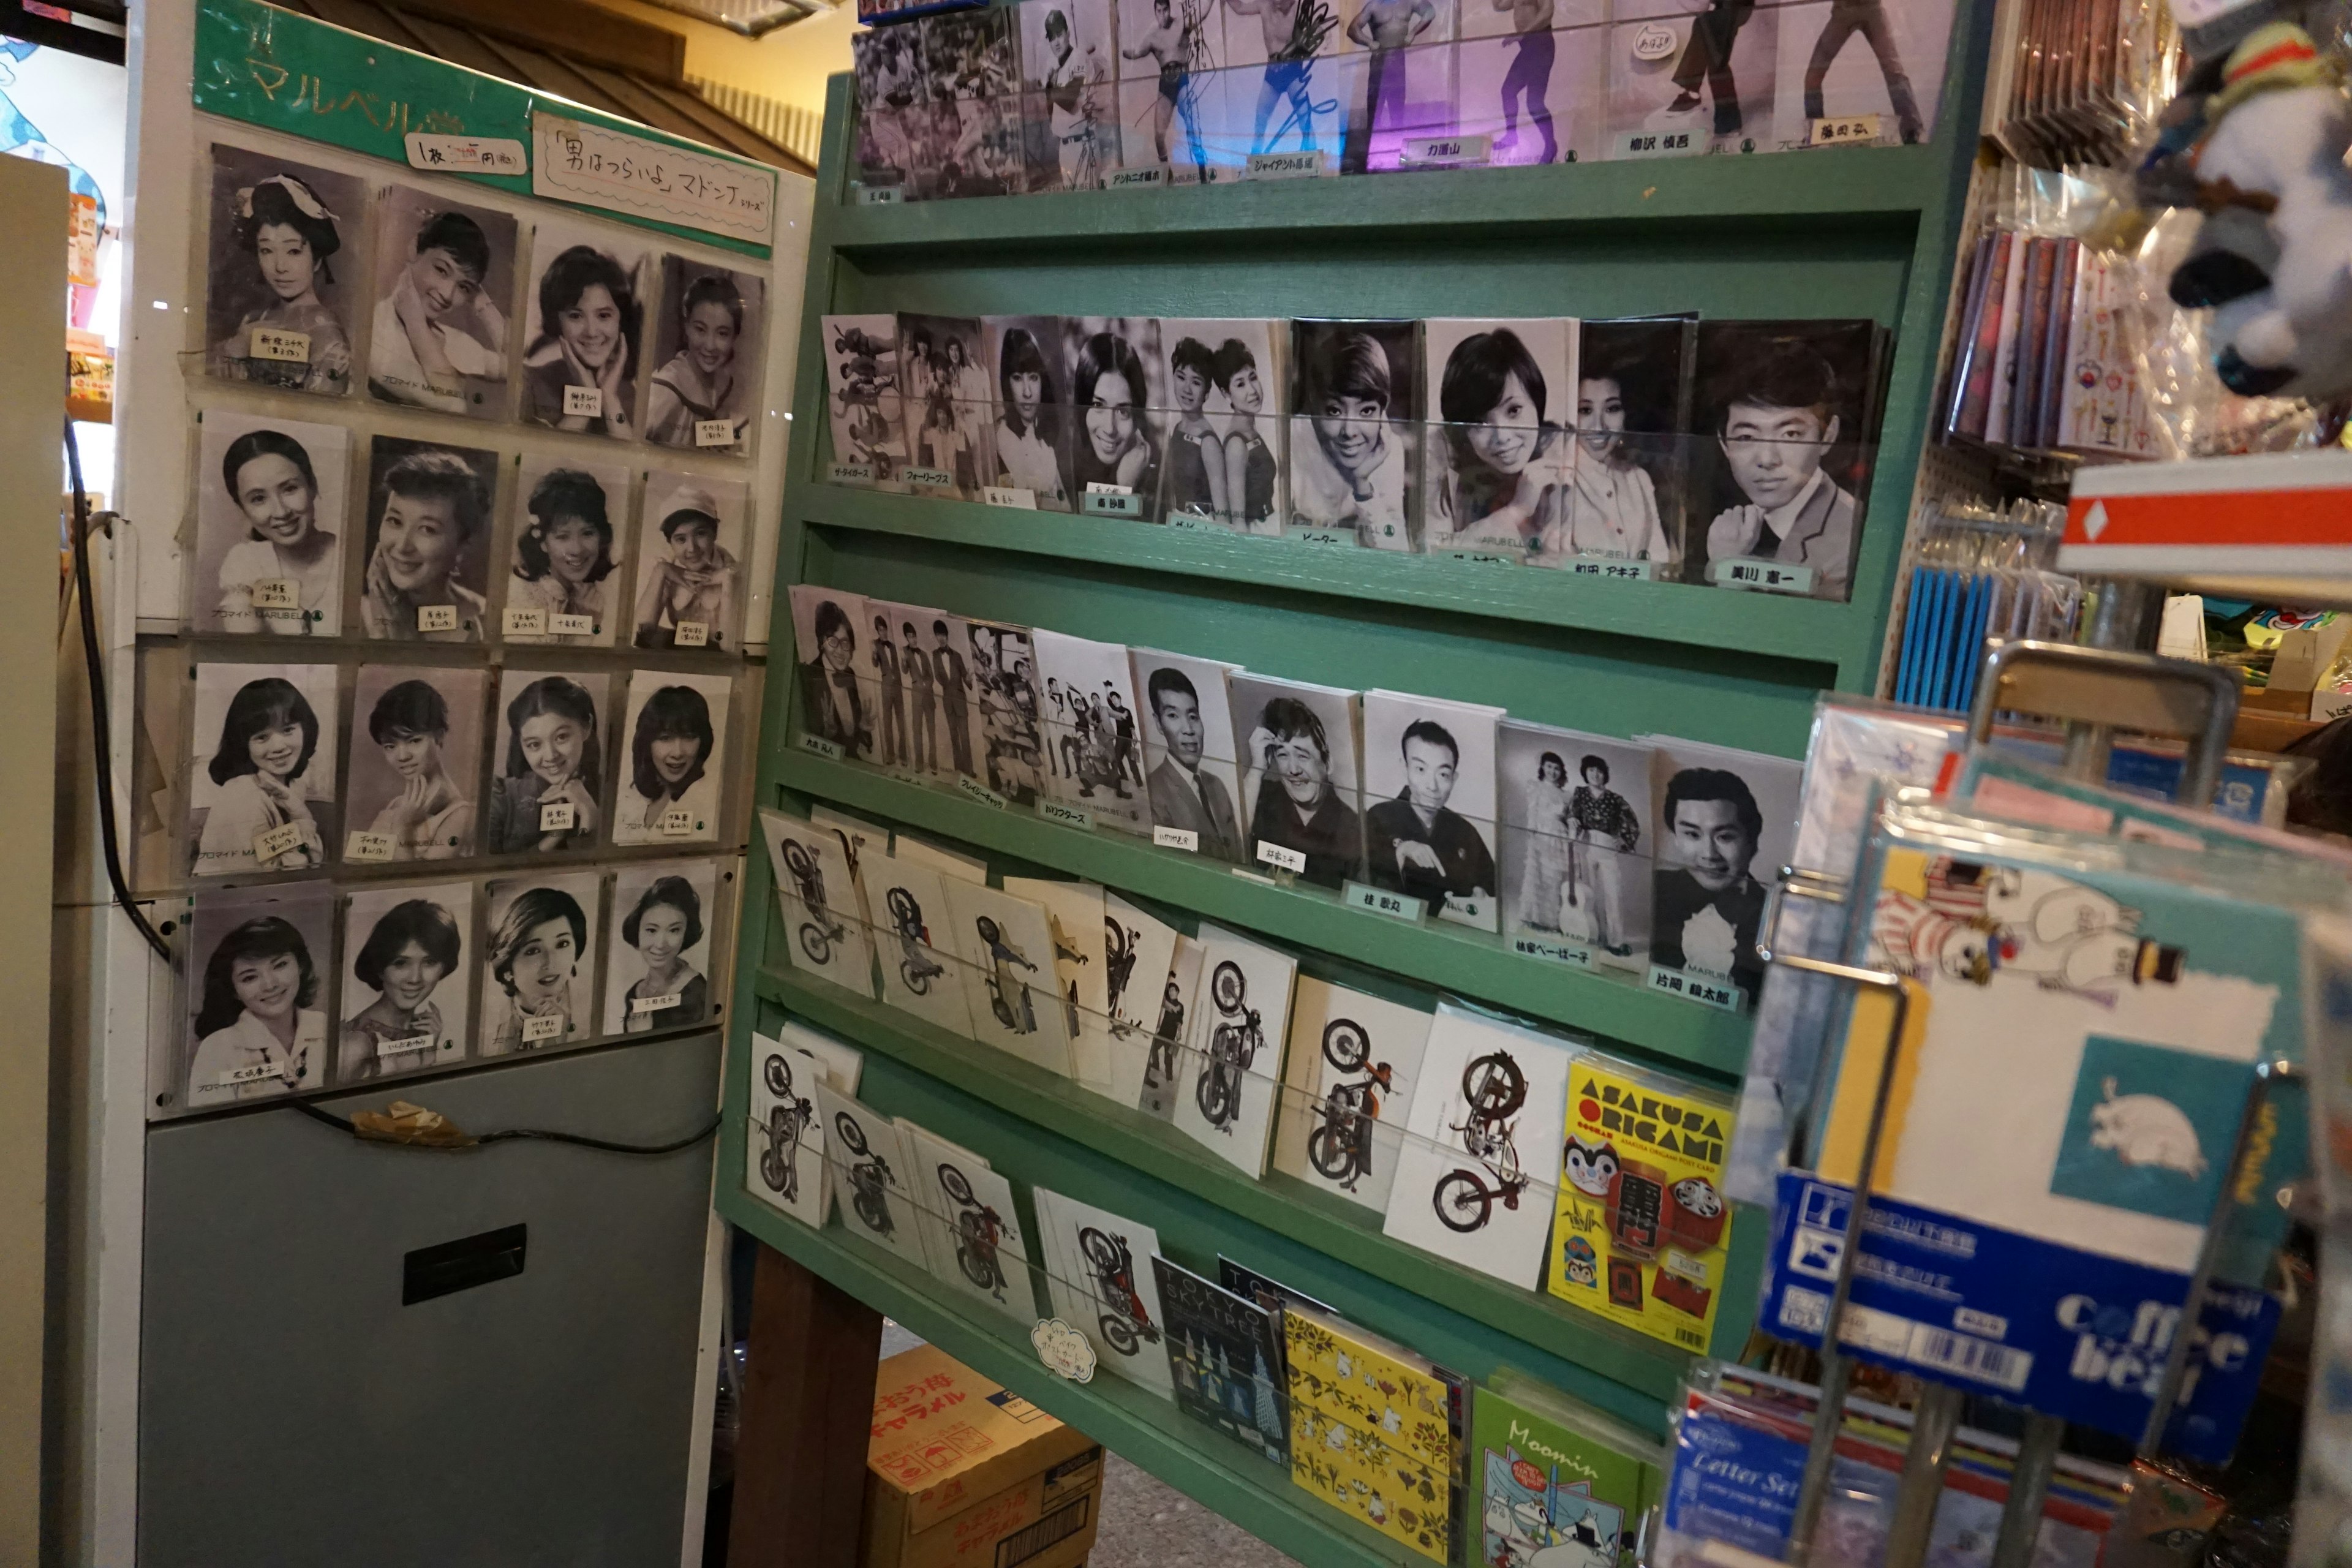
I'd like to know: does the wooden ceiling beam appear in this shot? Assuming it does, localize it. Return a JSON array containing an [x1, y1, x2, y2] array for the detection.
[[386, 0, 687, 83]]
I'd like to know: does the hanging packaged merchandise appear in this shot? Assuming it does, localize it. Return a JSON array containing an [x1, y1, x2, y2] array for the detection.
[[1754, 788, 2299, 1463], [2293, 916, 2352, 1562]]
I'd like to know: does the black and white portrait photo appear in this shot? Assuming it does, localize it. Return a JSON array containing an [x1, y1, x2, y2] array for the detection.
[[1019, 0, 1117, 192], [183, 882, 333, 1110], [366, 184, 516, 419], [1694, 318, 1880, 601], [1156, 318, 1283, 533], [1113, 0, 1219, 181], [897, 311, 992, 495], [1228, 673, 1362, 889], [1131, 647, 1245, 863], [1455, 0, 1606, 164], [1288, 318, 1420, 548], [188, 661, 339, 879], [970, 618, 1045, 807], [789, 584, 873, 758], [864, 598, 958, 780], [480, 871, 602, 1056], [1336, 0, 1453, 176], [1033, 629, 1151, 835], [632, 472, 746, 652], [1061, 315, 1167, 513], [1608, 0, 1781, 154], [1219, 0, 1348, 162], [1647, 739, 1801, 1005], [852, 26, 927, 187], [1361, 690, 1504, 929], [1772, 0, 1949, 147], [647, 255, 765, 451], [1499, 719, 1654, 968], [982, 314, 1071, 508], [359, 437, 496, 643], [1423, 317, 1575, 556], [486, 669, 611, 854], [505, 456, 628, 647], [341, 665, 484, 864], [603, 858, 720, 1035], [916, 7, 1028, 197], [203, 145, 363, 398], [190, 410, 349, 638], [1548, 316, 1691, 570], [521, 219, 654, 439], [822, 313, 910, 482], [338, 881, 473, 1082], [612, 669, 733, 846]]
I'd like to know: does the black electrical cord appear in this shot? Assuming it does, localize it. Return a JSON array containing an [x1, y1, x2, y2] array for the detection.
[[290, 1098, 724, 1156], [66, 417, 172, 963]]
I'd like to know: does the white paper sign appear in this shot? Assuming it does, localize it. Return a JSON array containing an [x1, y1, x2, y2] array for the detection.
[[631, 992, 684, 1015], [249, 327, 309, 363], [539, 800, 577, 832], [694, 419, 736, 447], [674, 620, 710, 648], [252, 822, 304, 862], [1153, 825, 1199, 853], [250, 578, 300, 611], [659, 807, 697, 837], [550, 612, 596, 637], [504, 606, 548, 637], [223, 1062, 282, 1085], [521, 1013, 566, 1043], [404, 133, 527, 174], [345, 831, 395, 864], [417, 604, 460, 633], [982, 486, 1037, 510], [532, 112, 777, 247], [1256, 840, 1308, 873], [562, 384, 604, 420], [377, 1033, 436, 1058]]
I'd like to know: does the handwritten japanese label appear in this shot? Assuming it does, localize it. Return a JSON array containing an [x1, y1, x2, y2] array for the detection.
[[223, 1061, 284, 1085], [249, 326, 309, 363], [958, 777, 1008, 810], [1256, 840, 1307, 874], [1570, 557, 1654, 581], [1646, 964, 1746, 1012], [417, 604, 460, 633], [249, 578, 300, 611], [1344, 880, 1423, 922], [377, 1033, 436, 1058], [631, 991, 684, 1014], [1037, 798, 1094, 831], [658, 807, 698, 837], [1631, 21, 1678, 58], [1709, 557, 1815, 595], [694, 418, 736, 448], [504, 606, 548, 637], [549, 612, 596, 637], [252, 822, 304, 862], [982, 486, 1037, 510], [1810, 113, 1882, 147], [1400, 134, 1490, 167], [521, 1012, 566, 1043], [674, 620, 710, 648], [533, 112, 777, 247], [562, 383, 604, 420], [828, 461, 876, 485], [404, 132, 526, 173], [538, 800, 576, 832], [798, 733, 844, 762], [345, 830, 395, 864], [1153, 825, 1198, 853], [1513, 933, 1596, 968], [1245, 149, 1325, 179]]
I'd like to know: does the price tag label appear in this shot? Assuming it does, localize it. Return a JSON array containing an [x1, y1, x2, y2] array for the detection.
[[1037, 798, 1094, 831], [563, 383, 604, 419], [1153, 825, 1199, 853], [1646, 964, 1747, 1012], [404, 132, 527, 173], [1245, 149, 1325, 179], [798, 733, 844, 762], [1569, 557, 1654, 581], [539, 800, 578, 832], [345, 830, 396, 864], [859, 184, 903, 205], [549, 612, 596, 637], [1810, 113, 1882, 147], [1107, 165, 1167, 187], [631, 991, 685, 1015], [249, 326, 310, 363], [252, 821, 305, 862], [521, 1012, 566, 1043], [674, 620, 711, 648], [1513, 933, 1596, 968], [1082, 489, 1142, 518], [250, 578, 300, 611], [982, 486, 1037, 510], [958, 777, 1009, 810], [1291, 529, 1348, 547], [1709, 557, 1815, 595], [827, 461, 877, 485], [694, 419, 736, 448], [1256, 840, 1307, 874], [504, 606, 548, 637], [1661, 1248, 1710, 1284], [417, 605, 461, 633], [377, 1033, 437, 1058], [224, 1061, 284, 1085], [1399, 134, 1490, 167], [1344, 880, 1424, 922], [658, 807, 698, 837]]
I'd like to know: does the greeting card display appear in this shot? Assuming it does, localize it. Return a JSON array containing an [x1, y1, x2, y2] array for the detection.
[[1274, 977, 1433, 1212], [1152, 1255, 1291, 1464]]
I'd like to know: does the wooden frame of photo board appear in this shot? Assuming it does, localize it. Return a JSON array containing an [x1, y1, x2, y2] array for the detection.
[[722, 6, 1994, 1558]]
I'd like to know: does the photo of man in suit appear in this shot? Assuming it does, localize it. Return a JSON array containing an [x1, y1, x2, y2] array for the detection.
[[796, 597, 869, 754], [1145, 666, 1241, 861], [931, 619, 974, 777], [1702, 336, 1859, 601]]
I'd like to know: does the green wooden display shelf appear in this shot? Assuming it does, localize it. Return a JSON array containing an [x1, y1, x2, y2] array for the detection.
[[767, 747, 1754, 1079]]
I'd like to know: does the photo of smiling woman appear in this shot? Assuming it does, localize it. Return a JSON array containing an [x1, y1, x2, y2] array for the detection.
[[359, 437, 496, 643], [183, 883, 333, 1109], [1424, 318, 1574, 556], [631, 473, 746, 652], [1542, 322, 1683, 569], [342, 666, 484, 864], [505, 457, 627, 647], [613, 669, 733, 846], [521, 221, 654, 440], [480, 873, 602, 1055], [984, 315, 1069, 509], [1229, 673, 1362, 889], [647, 257, 764, 451], [486, 670, 610, 853], [203, 146, 363, 397], [1060, 317, 1165, 516], [603, 859, 720, 1035], [189, 662, 338, 878], [1287, 318, 1420, 549], [337, 883, 473, 1080], [366, 186, 515, 419], [192, 411, 349, 636]]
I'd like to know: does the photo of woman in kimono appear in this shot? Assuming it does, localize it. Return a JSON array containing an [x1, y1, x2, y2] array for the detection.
[[646, 260, 763, 450], [483, 884, 592, 1054], [521, 228, 649, 439], [614, 678, 726, 845], [486, 674, 607, 854], [203, 149, 359, 396], [187, 913, 328, 1105], [192, 671, 331, 877], [338, 895, 465, 1081], [201, 420, 345, 636], [612, 872, 711, 1033]]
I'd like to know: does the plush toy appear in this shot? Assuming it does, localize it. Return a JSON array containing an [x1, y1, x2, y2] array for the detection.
[[2165, 22, 2352, 400]]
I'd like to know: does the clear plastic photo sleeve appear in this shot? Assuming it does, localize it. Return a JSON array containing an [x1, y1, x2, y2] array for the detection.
[[202, 144, 365, 398], [820, 314, 910, 486], [1172, 928, 1298, 1178], [612, 668, 734, 846], [1606, 1, 1779, 157], [1272, 976, 1434, 1212], [502, 455, 632, 647], [1228, 673, 1363, 889], [1360, 690, 1505, 930], [602, 856, 728, 1036], [365, 183, 519, 420], [631, 471, 750, 654], [1498, 720, 1655, 971], [1153, 318, 1284, 533], [341, 665, 487, 865], [1031, 630, 1153, 836], [1287, 318, 1422, 549], [853, 26, 929, 192], [174, 880, 336, 1116], [1218, 13, 1351, 170], [982, 315, 1073, 508], [869, 850, 980, 1036], [189, 409, 352, 637], [1018, 0, 1120, 192], [478, 869, 603, 1056], [1643, 737, 1802, 1008], [357, 435, 498, 643], [1063, 315, 1168, 514], [646, 255, 766, 453], [1453, 1, 1610, 168], [1421, 317, 1577, 559], [861, 600, 959, 782], [746, 1031, 834, 1227], [896, 312, 994, 497], [760, 808, 880, 1000], [187, 660, 341, 879], [337, 878, 476, 1082], [968, 619, 1047, 807], [1131, 646, 1249, 864], [787, 584, 873, 759], [1769, 0, 1950, 148], [484, 669, 614, 854], [520, 218, 656, 440]]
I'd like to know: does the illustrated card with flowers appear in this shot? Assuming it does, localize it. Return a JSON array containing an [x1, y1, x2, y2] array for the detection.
[[1283, 1307, 1457, 1562]]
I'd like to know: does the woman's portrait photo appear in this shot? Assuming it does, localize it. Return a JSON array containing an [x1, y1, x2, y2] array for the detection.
[[789, 584, 872, 756], [188, 662, 339, 878], [1424, 317, 1574, 556], [631, 472, 746, 652], [613, 669, 733, 846], [341, 665, 484, 864], [1545, 317, 1691, 570], [823, 313, 908, 483], [897, 312, 992, 496], [983, 314, 1070, 509], [1156, 318, 1282, 533], [1499, 719, 1654, 969], [337, 881, 473, 1081], [190, 410, 349, 638], [1288, 317, 1420, 548], [521, 220, 654, 440], [479, 872, 601, 1056], [1228, 673, 1362, 890], [359, 437, 496, 643], [1060, 315, 1167, 514], [366, 184, 516, 419], [602, 858, 720, 1035], [647, 256, 765, 451], [504, 456, 628, 647], [203, 145, 363, 398], [184, 884, 333, 1109], [485, 669, 611, 854], [1361, 690, 1503, 930]]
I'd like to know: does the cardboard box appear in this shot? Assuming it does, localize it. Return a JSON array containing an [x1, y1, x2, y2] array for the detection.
[[865, 1344, 1104, 1568]]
